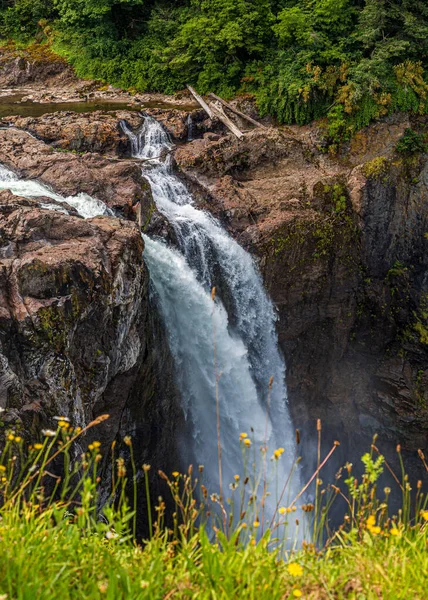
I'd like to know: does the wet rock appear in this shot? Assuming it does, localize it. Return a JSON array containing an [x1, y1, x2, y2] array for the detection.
[[0, 127, 154, 221]]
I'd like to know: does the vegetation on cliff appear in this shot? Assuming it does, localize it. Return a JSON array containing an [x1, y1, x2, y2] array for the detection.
[[1, 1, 428, 141], [0, 416, 427, 598]]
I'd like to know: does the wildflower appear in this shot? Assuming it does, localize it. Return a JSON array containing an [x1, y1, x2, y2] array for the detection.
[[371, 526, 381, 535], [239, 432, 248, 441], [244, 439, 251, 448], [422, 511, 428, 521], [234, 474, 240, 481], [116, 458, 126, 477], [273, 447, 285, 460], [253, 520, 260, 528], [241, 522, 247, 529], [366, 515, 376, 528], [124, 436, 132, 446], [14, 436, 22, 443], [293, 591, 303, 598], [106, 531, 118, 540], [33, 443, 43, 451], [53, 416, 70, 422], [7, 434, 14, 442], [279, 507, 286, 515], [172, 471, 179, 478], [57, 420, 69, 429], [42, 429, 56, 437], [140, 581, 149, 589], [0, 465, 6, 472], [288, 563, 303, 577], [390, 527, 400, 536], [142, 464, 151, 472], [98, 582, 108, 593], [0, 407, 5, 413]]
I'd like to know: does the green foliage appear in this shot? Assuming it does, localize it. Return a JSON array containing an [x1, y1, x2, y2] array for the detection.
[[0, 422, 427, 599], [0, 0, 428, 133], [395, 128, 427, 155]]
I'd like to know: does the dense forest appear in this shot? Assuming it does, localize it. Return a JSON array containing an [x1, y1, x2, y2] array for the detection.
[[1, 1, 428, 140]]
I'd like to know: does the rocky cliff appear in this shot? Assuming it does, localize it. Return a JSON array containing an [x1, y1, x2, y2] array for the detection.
[[174, 115, 428, 482]]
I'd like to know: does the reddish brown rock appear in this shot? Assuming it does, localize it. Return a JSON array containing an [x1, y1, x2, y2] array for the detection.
[[0, 127, 154, 221]]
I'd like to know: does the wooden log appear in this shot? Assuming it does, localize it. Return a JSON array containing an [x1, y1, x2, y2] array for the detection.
[[209, 101, 244, 139], [187, 85, 214, 119], [208, 93, 267, 129]]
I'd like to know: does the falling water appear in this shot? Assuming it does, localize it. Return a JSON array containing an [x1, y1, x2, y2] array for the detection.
[[0, 164, 112, 219], [123, 117, 300, 515]]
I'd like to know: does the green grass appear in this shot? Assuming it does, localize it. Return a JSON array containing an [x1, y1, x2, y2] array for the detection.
[[0, 419, 427, 599]]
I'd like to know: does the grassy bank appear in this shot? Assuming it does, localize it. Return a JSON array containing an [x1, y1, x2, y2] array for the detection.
[[0, 416, 427, 599]]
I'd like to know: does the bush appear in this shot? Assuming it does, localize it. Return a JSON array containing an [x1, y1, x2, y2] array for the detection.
[[395, 128, 427, 155]]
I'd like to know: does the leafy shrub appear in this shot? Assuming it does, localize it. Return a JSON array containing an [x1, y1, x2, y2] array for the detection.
[[395, 128, 427, 154]]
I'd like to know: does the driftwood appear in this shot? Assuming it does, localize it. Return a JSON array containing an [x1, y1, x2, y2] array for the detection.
[[187, 85, 244, 139], [208, 93, 266, 129], [209, 102, 244, 139], [187, 85, 214, 119]]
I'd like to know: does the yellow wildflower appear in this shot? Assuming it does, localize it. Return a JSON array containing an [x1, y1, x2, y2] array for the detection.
[[422, 511, 428, 521], [124, 436, 132, 446], [58, 420, 69, 429], [7, 434, 14, 442], [234, 474, 240, 481], [92, 441, 101, 449], [371, 526, 381, 535], [293, 591, 303, 598], [366, 515, 376, 528], [140, 581, 149, 589], [172, 471, 179, 478], [0, 465, 6, 472], [34, 443, 43, 451], [279, 507, 286, 515], [253, 520, 260, 528], [244, 438, 251, 447], [98, 582, 108, 593], [14, 436, 22, 443], [390, 527, 399, 536], [273, 447, 285, 460], [288, 563, 303, 577], [239, 432, 248, 441]]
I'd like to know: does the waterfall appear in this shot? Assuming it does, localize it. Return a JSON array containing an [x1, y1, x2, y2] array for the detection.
[[123, 117, 300, 516], [0, 164, 111, 219], [186, 113, 194, 141]]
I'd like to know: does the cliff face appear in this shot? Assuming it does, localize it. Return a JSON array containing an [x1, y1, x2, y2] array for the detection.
[[0, 191, 182, 524], [175, 115, 428, 478]]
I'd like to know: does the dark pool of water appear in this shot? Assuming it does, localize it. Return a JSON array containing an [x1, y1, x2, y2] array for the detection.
[[0, 95, 195, 119]]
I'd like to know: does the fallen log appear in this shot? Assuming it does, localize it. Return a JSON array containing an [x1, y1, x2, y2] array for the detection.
[[187, 85, 244, 138], [187, 85, 214, 119], [208, 93, 267, 129], [209, 101, 244, 139]]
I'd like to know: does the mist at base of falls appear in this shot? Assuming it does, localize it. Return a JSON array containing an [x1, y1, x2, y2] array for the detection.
[[123, 117, 301, 518]]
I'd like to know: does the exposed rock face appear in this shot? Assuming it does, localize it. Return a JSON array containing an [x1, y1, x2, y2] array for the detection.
[[5, 111, 136, 155], [0, 191, 182, 530], [0, 128, 154, 221], [175, 116, 428, 481]]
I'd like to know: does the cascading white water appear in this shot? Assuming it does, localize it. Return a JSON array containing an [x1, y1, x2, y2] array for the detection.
[[123, 117, 300, 516], [0, 164, 111, 219]]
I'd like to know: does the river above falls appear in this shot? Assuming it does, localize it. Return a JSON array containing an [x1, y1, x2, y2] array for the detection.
[[0, 93, 196, 119]]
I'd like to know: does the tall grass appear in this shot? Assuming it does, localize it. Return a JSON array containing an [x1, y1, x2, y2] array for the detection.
[[0, 408, 427, 598]]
